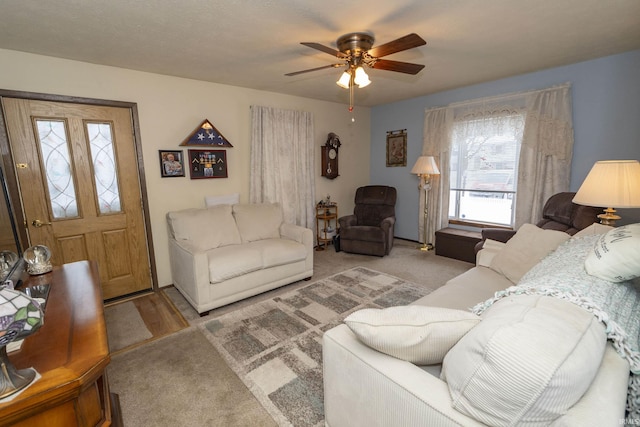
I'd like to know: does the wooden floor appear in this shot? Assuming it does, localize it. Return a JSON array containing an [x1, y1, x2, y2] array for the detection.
[[106, 289, 189, 342]]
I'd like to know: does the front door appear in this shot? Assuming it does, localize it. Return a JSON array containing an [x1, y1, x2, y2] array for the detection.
[[3, 98, 152, 299]]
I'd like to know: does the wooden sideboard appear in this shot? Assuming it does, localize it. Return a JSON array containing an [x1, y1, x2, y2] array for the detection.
[[0, 261, 122, 427]]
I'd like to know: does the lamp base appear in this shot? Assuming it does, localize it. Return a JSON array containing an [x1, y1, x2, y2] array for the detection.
[[598, 207, 621, 226], [418, 243, 434, 251], [0, 346, 37, 399]]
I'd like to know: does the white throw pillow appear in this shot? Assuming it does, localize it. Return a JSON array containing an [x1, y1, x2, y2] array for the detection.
[[166, 205, 241, 251], [344, 306, 481, 365], [204, 193, 240, 207], [572, 222, 613, 238], [585, 223, 640, 282], [489, 223, 570, 283], [232, 203, 283, 243], [441, 294, 606, 427]]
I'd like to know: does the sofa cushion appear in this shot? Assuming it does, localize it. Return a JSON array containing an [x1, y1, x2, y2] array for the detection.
[[585, 223, 640, 282], [233, 203, 283, 243], [345, 306, 480, 365], [441, 294, 606, 427], [206, 245, 263, 283], [167, 205, 241, 251], [489, 223, 570, 283], [339, 225, 385, 243], [249, 239, 307, 268]]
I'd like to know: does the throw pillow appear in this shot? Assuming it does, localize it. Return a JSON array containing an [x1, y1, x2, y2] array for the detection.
[[232, 203, 283, 243], [344, 306, 481, 365], [167, 205, 241, 251], [585, 223, 640, 282], [441, 294, 606, 427], [572, 222, 613, 238], [489, 223, 570, 283]]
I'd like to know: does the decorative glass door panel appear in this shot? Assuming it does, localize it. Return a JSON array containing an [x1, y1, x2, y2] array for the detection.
[[34, 119, 79, 219], [86, 122, 122, 214]]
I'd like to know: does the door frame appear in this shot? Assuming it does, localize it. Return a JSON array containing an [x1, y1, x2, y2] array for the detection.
[[0, 89, 158, 293]]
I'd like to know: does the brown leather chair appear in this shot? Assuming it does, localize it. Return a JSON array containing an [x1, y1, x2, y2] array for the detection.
[[338, 186, 396, 256], [475, 192, 601, 252]]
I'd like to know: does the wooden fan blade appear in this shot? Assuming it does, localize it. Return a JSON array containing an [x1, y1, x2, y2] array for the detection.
[[371, 59, 425, 75], [285, 63, 344, 76], [301, 42, 349, 58], [367, 33, 426, 58]]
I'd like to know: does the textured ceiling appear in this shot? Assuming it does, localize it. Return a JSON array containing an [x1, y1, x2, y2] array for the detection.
[[1, 0, 639, 107]]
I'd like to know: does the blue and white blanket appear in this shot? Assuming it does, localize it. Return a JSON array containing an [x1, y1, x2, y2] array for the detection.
[[472, 234, 640, 420]]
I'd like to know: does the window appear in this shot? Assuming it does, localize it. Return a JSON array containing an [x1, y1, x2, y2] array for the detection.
[[448, 112, 524, 227]]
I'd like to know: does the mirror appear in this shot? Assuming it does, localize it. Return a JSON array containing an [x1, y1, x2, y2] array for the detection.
[[0, 166, 23, 284]]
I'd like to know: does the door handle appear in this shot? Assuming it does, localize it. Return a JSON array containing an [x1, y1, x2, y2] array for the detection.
[[31, 219, 52, 228]]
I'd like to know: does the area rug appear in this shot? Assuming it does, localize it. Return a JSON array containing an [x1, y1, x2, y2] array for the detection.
[[105, 301, 153, 352], [200, 267, 432, 427]]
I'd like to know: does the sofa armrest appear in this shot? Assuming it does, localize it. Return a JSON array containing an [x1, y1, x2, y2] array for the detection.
[[379, 216, 396, 232], [481, 228, 516, 243], [168, 238, 210, 310], [323, 324, 485, 427], [280, 223, 314, 272], [338, 214, 357, 229]]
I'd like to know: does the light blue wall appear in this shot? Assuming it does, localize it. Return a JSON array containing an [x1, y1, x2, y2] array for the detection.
[[371, 50, 640, 240]]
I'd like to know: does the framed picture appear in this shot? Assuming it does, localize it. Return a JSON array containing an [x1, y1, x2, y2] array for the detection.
[[386, 130, 407, 167], [188, 149, 228, 179], [159, 150, 185, 177]]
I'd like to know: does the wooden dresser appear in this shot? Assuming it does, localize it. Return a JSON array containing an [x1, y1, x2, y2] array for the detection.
[[0, 261, 122, 427]]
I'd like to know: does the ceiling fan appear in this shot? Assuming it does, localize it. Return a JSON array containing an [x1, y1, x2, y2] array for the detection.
[[285, 32, 426, 112]]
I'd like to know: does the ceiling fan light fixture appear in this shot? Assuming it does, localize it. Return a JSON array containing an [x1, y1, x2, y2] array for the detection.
[[354, 66, 371, 88], [336, 71, 351, 89]]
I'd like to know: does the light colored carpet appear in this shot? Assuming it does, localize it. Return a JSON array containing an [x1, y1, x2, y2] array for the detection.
[[105, 301, 153, 352], [108, 328, 276, 427], [200, 267, 432, 427]]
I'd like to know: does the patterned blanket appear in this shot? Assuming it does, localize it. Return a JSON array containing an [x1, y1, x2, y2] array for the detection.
[[472, 234, 640, 420]]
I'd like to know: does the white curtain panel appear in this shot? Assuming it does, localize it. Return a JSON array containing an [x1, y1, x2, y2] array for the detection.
[[250, 106, 316, 230], [421, 84, 573, 235]]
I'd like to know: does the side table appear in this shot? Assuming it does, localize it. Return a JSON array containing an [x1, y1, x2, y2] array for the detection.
[[316, 203, 338, 251]]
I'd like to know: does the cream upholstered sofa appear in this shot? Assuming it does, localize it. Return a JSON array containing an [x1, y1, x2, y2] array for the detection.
[[323, 223, 640, 426], [167, 202, 313, 314]]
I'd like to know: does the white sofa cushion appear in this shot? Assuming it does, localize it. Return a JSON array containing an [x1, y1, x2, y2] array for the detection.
[[344, 306, 481, 365], [489, 223, 570, 283], [250, 239, 307, 268], [573, 222, 613, 237], [441, 294, 607, 427], [585, 223, 640, 282], [233, 203, 283, 243], [167, 205, 241, 251], [207, 245, 263, 283]]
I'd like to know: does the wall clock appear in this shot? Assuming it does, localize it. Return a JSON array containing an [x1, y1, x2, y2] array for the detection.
[[321, 133, 341, 179]]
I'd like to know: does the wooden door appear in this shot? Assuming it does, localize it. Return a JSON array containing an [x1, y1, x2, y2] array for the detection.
[[3, 98, 152, 299]]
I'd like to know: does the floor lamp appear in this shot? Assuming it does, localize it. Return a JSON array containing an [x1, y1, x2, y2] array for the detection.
[[411, 155, 440, 251]]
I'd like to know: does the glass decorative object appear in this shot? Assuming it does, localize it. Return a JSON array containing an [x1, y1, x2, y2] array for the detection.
[[0, 287, 44, 398], [23, 245, 53, 276], [0, 251, 18, 279]]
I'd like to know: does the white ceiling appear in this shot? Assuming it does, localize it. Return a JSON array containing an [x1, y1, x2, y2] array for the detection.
[[1, 0, 639, 107]]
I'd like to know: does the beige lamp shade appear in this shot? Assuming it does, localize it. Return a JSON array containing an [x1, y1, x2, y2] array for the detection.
[[573, 160, 640, 208], [411, 156, 440, 176], [573, 160, 640, 225]]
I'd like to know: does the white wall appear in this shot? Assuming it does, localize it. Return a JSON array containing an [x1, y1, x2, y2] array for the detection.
[[0, 48, 371, 287]]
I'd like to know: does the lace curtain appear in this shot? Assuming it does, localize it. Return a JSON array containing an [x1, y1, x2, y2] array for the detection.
[[250, 106, 316, 230], [420, 84, 574, 239]]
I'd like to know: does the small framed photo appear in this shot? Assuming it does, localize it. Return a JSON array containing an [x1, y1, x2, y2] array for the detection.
[[188, 149, 228, 179], [159, 150, 185, 177], [386, 130, 407, 167]]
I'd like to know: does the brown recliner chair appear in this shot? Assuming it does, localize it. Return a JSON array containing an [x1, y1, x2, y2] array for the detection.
[[338, 186, 396, 257], [475, 191, 601, 252]]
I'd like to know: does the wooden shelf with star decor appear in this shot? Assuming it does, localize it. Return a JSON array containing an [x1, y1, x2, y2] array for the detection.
[[179, 119, 233, 147]]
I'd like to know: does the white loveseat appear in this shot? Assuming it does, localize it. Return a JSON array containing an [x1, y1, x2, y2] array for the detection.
[[167, 202, 313, 315], [324, 223, 637, 426]]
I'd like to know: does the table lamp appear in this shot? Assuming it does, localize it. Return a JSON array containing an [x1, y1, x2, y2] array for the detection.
[[573, 160, 640, 226]]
